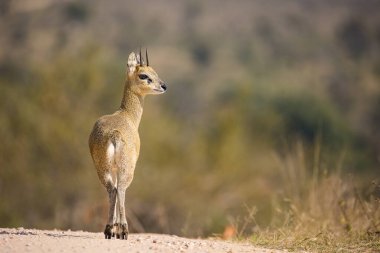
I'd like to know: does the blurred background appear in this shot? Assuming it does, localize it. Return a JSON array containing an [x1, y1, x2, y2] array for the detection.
[[0, 0, 379, 237]]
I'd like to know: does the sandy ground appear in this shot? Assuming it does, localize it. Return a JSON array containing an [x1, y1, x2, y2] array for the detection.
[[0, 227, 287, 253]]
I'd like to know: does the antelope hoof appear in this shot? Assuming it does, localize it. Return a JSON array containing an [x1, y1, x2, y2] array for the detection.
[[112, 223, 119, 238], [104, 224, 113, 239], [119, 223, 128, 240]]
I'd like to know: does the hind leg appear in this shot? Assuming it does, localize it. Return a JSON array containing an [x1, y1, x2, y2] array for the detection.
[[112, 132, 135, 240], [114, 166, 135, 240], [116, 185, 129, 240], [103, 175, 117, 239], [115, 171, 135, 240]]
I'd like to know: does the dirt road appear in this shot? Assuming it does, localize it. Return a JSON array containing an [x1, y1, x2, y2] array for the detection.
[[0, 227, 287, 253]]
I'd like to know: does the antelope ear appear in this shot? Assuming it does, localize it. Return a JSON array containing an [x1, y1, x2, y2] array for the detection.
[[127, 52, 138, 75]]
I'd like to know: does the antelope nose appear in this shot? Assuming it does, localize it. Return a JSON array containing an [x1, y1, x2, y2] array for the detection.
[[161, 83, 167, 91]]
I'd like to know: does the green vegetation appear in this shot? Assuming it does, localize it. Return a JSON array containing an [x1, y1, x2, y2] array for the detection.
[[0, 0, 379, 251]]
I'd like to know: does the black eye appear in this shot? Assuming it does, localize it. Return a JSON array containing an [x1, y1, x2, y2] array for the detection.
[[138, 74, 149, 80]]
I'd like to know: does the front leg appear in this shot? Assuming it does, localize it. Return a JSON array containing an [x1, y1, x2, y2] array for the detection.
[[112, 195, 119, 238]]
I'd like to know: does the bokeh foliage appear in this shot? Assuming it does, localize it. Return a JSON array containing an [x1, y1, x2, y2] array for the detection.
[[0, 0, 379, 237]]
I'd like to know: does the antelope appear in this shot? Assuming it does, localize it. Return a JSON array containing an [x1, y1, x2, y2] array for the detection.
[[89, 49, 167, 239]]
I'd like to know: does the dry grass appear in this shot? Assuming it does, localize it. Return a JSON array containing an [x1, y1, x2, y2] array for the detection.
[[232, 140, 380, 252], [251, 229, 379, 253]]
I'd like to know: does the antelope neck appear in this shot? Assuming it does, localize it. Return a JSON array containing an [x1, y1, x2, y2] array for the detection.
[[120, 85, 144, 128]]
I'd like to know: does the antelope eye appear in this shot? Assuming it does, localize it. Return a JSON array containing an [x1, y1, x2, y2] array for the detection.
[[138, 74, 149, 80]]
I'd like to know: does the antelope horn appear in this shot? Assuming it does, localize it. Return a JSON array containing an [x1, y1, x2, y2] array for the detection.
[[146, 48, 149, 66], [139, 47, 143, 66]]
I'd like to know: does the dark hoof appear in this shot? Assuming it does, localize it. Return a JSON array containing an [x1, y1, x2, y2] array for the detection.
[[104, 224, 112, 239], [118, 223, 129, 240], [121, 232, 128, 240]]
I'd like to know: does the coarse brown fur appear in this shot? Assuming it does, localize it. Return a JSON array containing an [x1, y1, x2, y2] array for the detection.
[[89, 50, 166, 239]]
